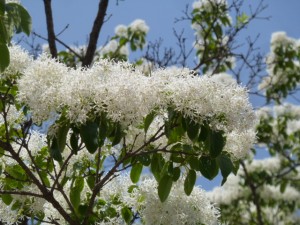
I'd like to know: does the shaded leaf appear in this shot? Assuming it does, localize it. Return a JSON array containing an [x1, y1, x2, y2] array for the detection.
[[70, 177, 84, 210], [130, 163, 143, 183], [184, 169, 196, 195], [209, 130, 225, 158], [172, 167, 181, 181], [80, 121, 99, 154], [186, 117, 200, 142], [0, 43, 9, 72], [158, 175, 173, 202], [199, 156, 219, 180], [150, 153, 164, 181], [217, 154, 233, 185], [121, 206, 133, 224], [144, 111, 156, 133]]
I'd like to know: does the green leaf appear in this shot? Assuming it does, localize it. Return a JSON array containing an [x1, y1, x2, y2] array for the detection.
[[6, 3, 32, 36], [186, 117, 200, 142], [40, 171, 51, 187], [78, 204, 88, 216], [172, 167, 181, 181], [0, 14, 8, 43], [70, 177, 84, 210], [0, 43, 9, 72], [137, 154, 151, 166], [168, 126, 185, 144], [158, 175, 173, 202], [214, 24, 223, 39], [87, 175, 95, 189], [280, 180, 288, 193], [1, 194, 13, 205], [130, 162, 143, 183], [199, 156, 219, 180], [57, 124, 69, 152], [217, 154, 233, 185], [49, 137, 62, 161], [184, 169, 196, 196], [80, 121, 99, 154], [144, 111, 156, 133], [198, 124, 208, 142], [0, 0, 5, 15], [98, 115, 107, 146], [110, 123, 123, 146], [209, 130, 225, 158], [150, 153, 164, 182], [70, 131, 79, 154], [121, 206, 133, 224], [189, 156, 200, 171], [237, 13, 249, 26]]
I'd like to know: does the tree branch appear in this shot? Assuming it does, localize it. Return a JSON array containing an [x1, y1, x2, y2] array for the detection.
[[43, 0, 58, 58], [240, 160, 264, 225], [82, 0, 109, 67]]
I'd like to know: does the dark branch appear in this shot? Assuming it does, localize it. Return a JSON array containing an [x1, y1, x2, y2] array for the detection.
[[82, 0, 109, 67], [43, 0, 58, 58]]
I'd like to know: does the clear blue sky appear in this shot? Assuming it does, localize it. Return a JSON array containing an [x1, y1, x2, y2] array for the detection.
[[20, 0, 300, 54], [19, 0, 300, 190]]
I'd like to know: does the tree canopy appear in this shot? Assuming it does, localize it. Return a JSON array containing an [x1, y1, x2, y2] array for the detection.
[[0, 0, 299, 224]]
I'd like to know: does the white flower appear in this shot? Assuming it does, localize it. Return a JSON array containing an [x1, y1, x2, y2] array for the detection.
[[207, 174, 246, 205], [256, 107, 272, 120], [115, 24, 127, 37], [245, 156, 282, 174], [18, 57, 256, 159], [286, 119, 300, 135], [2, 45, 32, 78], [210, 73, 237, 86], [131, 176, 219, 225], [129, 19, 149, 33], [270, 31, 296, 50], [5, 0, 20, 4], [259, 185, 300, 202], [101, 40, 118, 55]]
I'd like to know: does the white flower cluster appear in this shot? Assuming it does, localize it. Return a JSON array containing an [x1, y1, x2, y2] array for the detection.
[[101, 175, 219, 225], [259, 32, 300, 91], [192, 0, 227, 12], [128, 19, 150, 34], [1, 45, 32, 79], [207, 156, 300, 224], [17, 54, 256, 159], [259, 184, 300, 202], [256, 103, 300, 141], [207, 173, 247, 205], [100, 39, 129, 57], [100, 19, 149, 58], [191, 0, 235, 72], [5, 0, 20, 4], [114, 19, 149, 36]]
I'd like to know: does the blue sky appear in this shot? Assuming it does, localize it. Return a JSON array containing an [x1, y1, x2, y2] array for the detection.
[[21, 0, 300, 55], [19, 0, 300, 190]]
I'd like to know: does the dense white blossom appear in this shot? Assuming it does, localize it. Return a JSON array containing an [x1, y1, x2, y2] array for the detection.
[[114, 24, 127, 37], [259, 32, 300, 92], [207, 174, 247, 205], [2, 45, 31, 78], [101, 175, 219, 225], [129, 19, 149, 33], [245, 156, 282, 174], [208, 156, 299, 204], [17, 55, 256, 159], [193, 0, 227, 12]]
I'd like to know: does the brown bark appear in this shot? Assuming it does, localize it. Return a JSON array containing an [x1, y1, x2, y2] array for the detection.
[[43, 0, 58, 58], [82, 0, 109, 67]]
